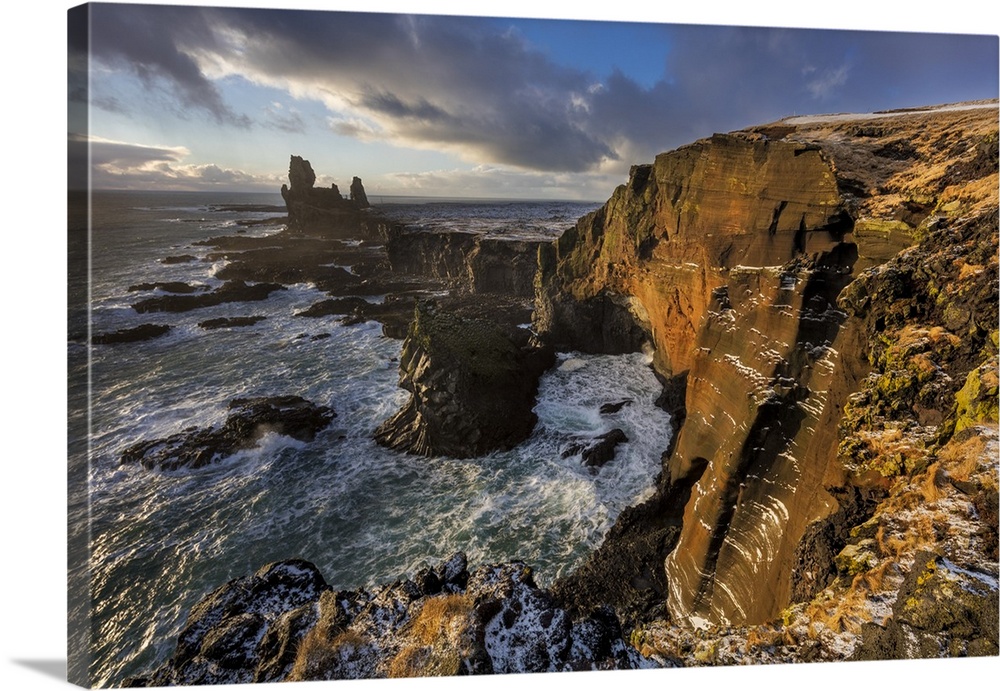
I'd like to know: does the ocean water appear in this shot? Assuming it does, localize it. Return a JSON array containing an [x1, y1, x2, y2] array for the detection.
[[68, 191, 672, 687]]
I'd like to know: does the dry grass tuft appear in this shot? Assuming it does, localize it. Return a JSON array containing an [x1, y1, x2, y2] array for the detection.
[[406, 594, 472, 645], [288, 629, 369, 682], [919, 461, 945, 503], [386, 594, 472, 679], [937, 434, 988, 482]]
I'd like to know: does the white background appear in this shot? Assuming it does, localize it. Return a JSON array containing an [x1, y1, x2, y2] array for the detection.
[[2, 1, 997, 689]]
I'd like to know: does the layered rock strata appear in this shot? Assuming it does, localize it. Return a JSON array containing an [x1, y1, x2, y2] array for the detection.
[[387, 228, 546, 297], [539, 104, 999, 627], [375, 301, 555, 458]]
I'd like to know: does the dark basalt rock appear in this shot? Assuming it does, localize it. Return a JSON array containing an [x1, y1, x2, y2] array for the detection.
[[132, 552, 643, 685], [350, 176, 369, 208], [386, 228, 547, 298], [161, 254, 199, 264], [92, 323, 171, 345], [120, 395, 335, 470], [599, 400, 632, 415], [133, 560, 330, 687], [280, 155, 376, 236], [580, 429, 629, 468], [561, 429, 630, 469], [198, 316, 267, 329], [375, 301, 555, 458], [128, 281, 206, 294], [132, 280, 285, 313]]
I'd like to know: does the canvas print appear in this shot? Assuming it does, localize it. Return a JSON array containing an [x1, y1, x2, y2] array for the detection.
[[67, 2, 999, 688]]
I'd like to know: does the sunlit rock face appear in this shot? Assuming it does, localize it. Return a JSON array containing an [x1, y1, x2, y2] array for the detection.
[[536, 132, 862, 625], [535, 133, 850, 371], [540, 103, 999, 628]]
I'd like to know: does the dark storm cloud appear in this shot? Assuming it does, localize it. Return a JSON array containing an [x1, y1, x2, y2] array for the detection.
[[84, 4, 250, 127], [85, 6, 998, 172]]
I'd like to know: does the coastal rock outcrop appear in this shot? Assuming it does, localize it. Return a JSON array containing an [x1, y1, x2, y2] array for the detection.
[[132, 280, 285, 313], [281, 155, 378, 237], [121, 395, 335, 470], [375, 301, 555, 458], [129, 553, 645, 686]]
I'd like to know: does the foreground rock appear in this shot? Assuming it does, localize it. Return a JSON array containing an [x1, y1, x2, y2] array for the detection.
[[852, 551, 999, 659], [121, 396, 335, 470], [129, 553, 646, 686], [375, 301, 554, 458]]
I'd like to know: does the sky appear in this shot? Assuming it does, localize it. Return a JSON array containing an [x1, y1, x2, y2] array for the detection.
[[67, 0, 999, 201]]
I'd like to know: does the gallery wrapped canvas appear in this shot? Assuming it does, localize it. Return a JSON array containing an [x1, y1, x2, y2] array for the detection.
[[67, 1, 998, 688]]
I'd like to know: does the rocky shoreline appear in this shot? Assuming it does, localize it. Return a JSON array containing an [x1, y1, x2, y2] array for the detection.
[[124, 102, 997, 681]]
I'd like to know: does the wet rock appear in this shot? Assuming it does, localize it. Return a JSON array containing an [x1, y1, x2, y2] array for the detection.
[[120, 395, 335, 470], [142, 560, 329, 686], [141, 553, 643, 684], [561, 429, 629, 469], [375, 301, 555, 458], [599, 400, 632, 415], [92, 323, 170, 345], [161, 254, 199, 264], [198, 316, 267, 329], [132, 280, 285, 313], [128, 281, 205, 294]]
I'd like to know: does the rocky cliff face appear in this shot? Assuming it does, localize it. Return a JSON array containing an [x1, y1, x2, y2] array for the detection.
[[538, 103, 999, 627], [387, 229, 546, 298], [375, 301, 555, 458]]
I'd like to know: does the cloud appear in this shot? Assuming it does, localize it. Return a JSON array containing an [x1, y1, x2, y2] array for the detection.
[[69, 134, 279, 190], [82, 4, 251, 127], [807, 65, 850, 99], [81, 7, 999, 179], [382, 165, 619, 201], [261, 103, 306, 133]]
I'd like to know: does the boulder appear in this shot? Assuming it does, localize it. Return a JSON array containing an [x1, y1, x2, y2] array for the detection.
[[120, 395, 335, 470]]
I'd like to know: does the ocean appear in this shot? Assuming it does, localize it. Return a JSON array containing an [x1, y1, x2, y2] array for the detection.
[[68, 190, 672, 687]]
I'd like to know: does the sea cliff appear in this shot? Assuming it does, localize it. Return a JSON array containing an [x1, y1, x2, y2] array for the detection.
[[135, 102, 999, 682], [539, 103, 998, 630]]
